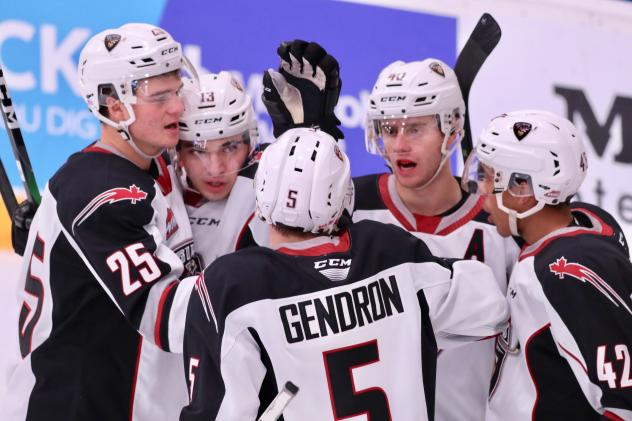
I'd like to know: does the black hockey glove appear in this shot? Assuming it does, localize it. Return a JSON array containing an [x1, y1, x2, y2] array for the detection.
[[262, 39, 344, 140], [12, 200, 38, 256]]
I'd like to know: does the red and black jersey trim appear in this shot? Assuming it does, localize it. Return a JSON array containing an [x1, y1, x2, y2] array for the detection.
[[155, 281, 179, 352], [520, 207, 614, 261], [276, 230, 351, 256]]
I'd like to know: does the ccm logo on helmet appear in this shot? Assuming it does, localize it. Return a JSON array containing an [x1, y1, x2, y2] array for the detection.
[[380, 96, 406, 102], [194, 117, 222, 124], [161, 46, 179, 55]]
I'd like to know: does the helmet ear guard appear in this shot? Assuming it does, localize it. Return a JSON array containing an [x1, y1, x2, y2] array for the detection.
[[255, 127, 354, 234]]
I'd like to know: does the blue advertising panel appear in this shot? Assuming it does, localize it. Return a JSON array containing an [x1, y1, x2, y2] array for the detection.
[[0, 0, 455, 188]]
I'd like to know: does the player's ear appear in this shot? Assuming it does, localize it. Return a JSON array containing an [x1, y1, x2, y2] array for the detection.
[[106, 96, 129, 122], [515, 195, 538, 211]]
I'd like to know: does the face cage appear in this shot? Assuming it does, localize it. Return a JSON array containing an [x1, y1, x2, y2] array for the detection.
[[175, 130, 259, 192], [92, 57, 199, 159]]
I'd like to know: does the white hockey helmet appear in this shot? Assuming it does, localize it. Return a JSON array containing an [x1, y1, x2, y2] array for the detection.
[[179, 71, 259, 147], [462, 110, 588, 234], [78, 23, 191, 157], [255, 127, 354, 234], [365, 58, 465, 161]]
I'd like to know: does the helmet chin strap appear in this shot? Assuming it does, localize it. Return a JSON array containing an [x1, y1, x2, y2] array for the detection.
[[495, 193, 546, 237], [117, 124, 164, 160]]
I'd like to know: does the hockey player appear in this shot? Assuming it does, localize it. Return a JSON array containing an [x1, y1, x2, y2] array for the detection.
[[461, 110, 632, 420], [176, 71, 266, 266], [180, 127, 509, 421], [260, 46, 518, 419], [1, 24, 199, 421], [356, 59, 520, 420]]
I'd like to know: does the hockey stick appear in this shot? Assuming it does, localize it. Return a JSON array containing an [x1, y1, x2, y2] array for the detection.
[[258, 381, 299, 421], [0, 155, 18, 217], [454, 13, 502, 161], [0, 63, 41, 205]]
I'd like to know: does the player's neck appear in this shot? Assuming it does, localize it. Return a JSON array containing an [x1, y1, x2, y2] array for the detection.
[[268, 226, 319, 247], [519, 205, 574, 245], [395, 167, 462, 216], [100, 125, 152, 170]]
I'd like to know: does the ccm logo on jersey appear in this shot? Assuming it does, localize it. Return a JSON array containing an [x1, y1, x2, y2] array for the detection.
[[314, 258, 352, 282], [549, 257, 632, 315], [72, 185, 148, 233]]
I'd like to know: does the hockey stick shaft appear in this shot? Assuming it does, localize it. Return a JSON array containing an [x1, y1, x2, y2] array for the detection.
[[454, 13, 502, 160], [0, 154, 18, 217], [0, 64, 41, 205], [258, 381, 299, 421]]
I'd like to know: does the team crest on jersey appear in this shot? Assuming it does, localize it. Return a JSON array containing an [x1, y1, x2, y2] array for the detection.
[[549, 257, 632, 315], [429, 62, 445, 77], [104, 34, 121, 52], [165, 208, 179, 240], [513, 122, 532, 140], [72, 185, 148, 233]]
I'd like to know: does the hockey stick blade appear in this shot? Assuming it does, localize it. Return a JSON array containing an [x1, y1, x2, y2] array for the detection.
[[454, 13, 502, 160], [0, 64, 41, 205], [0, 155, 18, 217], [258, 381, 299, 421]]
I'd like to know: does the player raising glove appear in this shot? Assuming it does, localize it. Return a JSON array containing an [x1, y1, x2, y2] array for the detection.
[[262, 39, 344, 139]]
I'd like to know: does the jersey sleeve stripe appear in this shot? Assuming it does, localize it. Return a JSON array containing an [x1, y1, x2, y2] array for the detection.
[[155, 280, 178, 351]]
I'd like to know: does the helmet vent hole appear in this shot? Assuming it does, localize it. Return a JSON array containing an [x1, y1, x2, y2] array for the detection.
[[289, 146, 296, 156], [491, 132, 499, 136], [315, 141, 320, 148], [553, 160, 560, 168], [414, 97, 427, 103], [418, 82, 428, 87], [229, 99, 237, 106], [156, 36, 167, 41], [553, 169, 560, 176], [230, 114, 240, 122], [386, 83, 402, 87], [294, 167, 303, 173], [311, 150, 317, 161], [131, 45, 143, 49], [219, 130, 223, 135], [550, 151, 558, 157]]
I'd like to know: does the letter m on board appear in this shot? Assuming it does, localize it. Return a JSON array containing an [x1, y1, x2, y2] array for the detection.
[[555, 86, 632, 163]]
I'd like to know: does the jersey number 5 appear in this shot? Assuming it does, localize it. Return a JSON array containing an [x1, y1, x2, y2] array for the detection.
[[106, 243, 161, 296], [323, 339, 392, 420]]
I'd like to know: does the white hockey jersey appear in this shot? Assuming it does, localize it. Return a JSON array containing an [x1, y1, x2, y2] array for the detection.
[[486, 203, 632, 421], [352, 173, 520, 421], [184, 163, 268, 268], [180, 220, 509, 421], [1, 143, 198, 421]]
